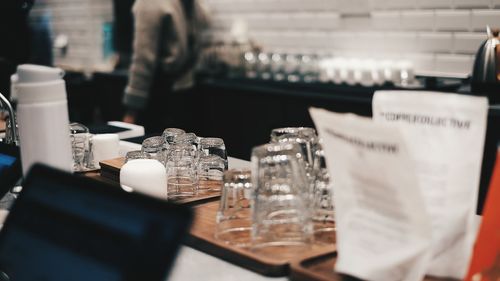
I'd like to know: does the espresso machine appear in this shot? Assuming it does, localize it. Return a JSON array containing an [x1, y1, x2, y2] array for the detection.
[[472, 26, 500, 104]]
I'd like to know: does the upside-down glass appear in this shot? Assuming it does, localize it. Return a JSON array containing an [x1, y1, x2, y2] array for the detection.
[[69, 123, 94, 172], [215, 169, 253, 247], [142, 136, 166, 165], [162, 128, 185, 145], [312, 149, 335, 244], [173, 132, 199, 152], [124, 150, 151, 163], [197, 155, 225, 193], [166, 144, 197, 199], [251, 143, 313, 257], [270, 127, 318, 168], [199, 137, 228, 170]]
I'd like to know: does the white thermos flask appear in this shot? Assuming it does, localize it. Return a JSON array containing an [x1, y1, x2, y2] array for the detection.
[[15, 64, 73, 176]]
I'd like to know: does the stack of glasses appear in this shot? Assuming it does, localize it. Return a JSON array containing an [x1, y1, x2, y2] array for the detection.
[[126, 128, 228, 199], [215, 127, 335, 257]]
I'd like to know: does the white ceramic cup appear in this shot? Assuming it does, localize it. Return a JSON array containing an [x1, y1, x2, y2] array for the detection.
[[120, 159, 168, 199], [92, 133, 120, 168]]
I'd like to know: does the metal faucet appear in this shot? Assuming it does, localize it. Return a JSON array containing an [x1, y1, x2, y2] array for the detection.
[[0, 92, 19, 146]]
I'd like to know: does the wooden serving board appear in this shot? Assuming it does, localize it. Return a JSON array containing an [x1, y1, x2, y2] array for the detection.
[[185, 201, 336, 277], [290, 252, 459, 281], [98, 157, 221, 206]]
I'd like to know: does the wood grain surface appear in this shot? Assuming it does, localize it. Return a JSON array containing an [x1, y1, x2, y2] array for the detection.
[[290, 252, 460, 281], [186, 201, 336, 277], [97, 157, 222, 206]]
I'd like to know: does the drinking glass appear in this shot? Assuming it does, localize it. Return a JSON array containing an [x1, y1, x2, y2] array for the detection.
[[270, 127, 318, 168], [166, 144, 197, 199], [173, 132, 197, 146], [141, 136, 166, 165], [251, 142, 313, 257], [162, 128, 185, 145], [215, 169, 253, 247], [199, 137, 228, 170], [312, 149, 335, 244], [124, 150, 151, 163], [69, 123, 93, 172], [197, 155, 225, 193], [270, 127, 319, 196]]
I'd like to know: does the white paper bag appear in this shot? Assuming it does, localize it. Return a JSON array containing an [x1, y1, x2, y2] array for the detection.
[[310, 108, 432, 281], [372, 91, 488, 278]]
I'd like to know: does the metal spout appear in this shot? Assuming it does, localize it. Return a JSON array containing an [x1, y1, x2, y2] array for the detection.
[[0, 92, 19, 146]]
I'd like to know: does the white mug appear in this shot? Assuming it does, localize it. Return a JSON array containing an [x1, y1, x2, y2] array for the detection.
[[92, 134, 120, 168], [120, 159, 167, 199]]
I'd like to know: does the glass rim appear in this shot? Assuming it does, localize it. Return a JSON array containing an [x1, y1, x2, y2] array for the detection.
[[142, 136, 165, 148], [162, 128, 185, 136], [200, 137, 225, 147], [173, 132, 197, 144]]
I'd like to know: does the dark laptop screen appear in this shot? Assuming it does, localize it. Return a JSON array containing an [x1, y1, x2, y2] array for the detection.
[[0, 165, 192, 281]]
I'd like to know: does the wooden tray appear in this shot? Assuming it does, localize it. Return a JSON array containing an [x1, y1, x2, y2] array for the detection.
[[185, 201, 336, 277], [97, 157, 221, 206], [290, 252, 459, 281]]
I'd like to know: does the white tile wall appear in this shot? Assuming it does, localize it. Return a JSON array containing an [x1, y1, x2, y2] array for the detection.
[[400, 11, 435, 31], [454, 32, 486, 53], [435, 10, 470, 31], [381, 0, 417, 10], [471, 10, 500, 31], [453, 0, 491, 9], [419, 33, 453, 52], [371, 11, 401, 30], [406, 53, 436, 72], [207, 0, 500, 76], [435, 54, 474, 75], [337, 0, 371, 15], [340, 16, 372, 30], [417, 0, 451, 9], [35, 0, 500, 76]]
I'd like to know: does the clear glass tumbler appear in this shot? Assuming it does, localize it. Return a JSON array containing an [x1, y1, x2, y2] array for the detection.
[[197, 155, 225, 193], [124, 150, 151, 163], [141, 136, 166, 165], [162, 128, 185, 145], [69, 123, 93, 172], [312, 149, 335, 244], [199, 137, 228, 170], [166, 145, 197, 199], [250, 142, 313, 257], [270, 127, 318, 168], [215, 169, 253, 247]]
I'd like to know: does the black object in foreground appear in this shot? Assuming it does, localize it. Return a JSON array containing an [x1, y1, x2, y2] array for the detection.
[[0, 164, 192, 281]]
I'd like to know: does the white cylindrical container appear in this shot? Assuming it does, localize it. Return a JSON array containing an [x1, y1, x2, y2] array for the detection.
[[15, 64, 73, 176]]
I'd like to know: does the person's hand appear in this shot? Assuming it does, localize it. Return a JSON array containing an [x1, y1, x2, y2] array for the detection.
[[122, 110, 138, 124]]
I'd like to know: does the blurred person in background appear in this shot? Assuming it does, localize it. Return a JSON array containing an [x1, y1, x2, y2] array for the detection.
[[122, 0, 210, 133]]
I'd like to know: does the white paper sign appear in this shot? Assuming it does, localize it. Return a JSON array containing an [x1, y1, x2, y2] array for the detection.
[[310, 108, 432, 281], [372, 91, 488, 279]]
